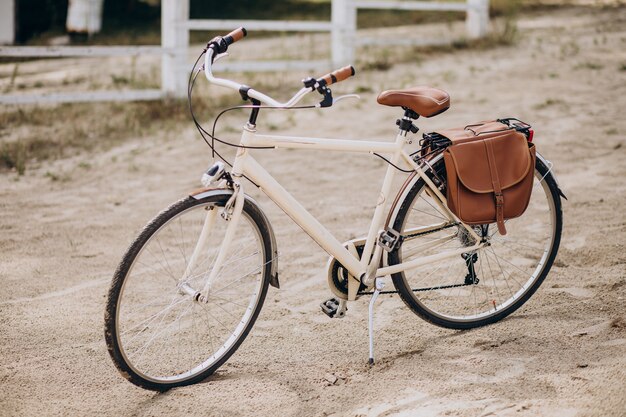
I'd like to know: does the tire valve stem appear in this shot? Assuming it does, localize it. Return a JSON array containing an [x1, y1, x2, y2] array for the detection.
[[492, 300, 497, 311]]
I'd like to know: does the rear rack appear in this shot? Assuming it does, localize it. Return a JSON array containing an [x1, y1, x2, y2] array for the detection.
[[497, 117, 533, 139], [411, 117, 534, 167], [420, 132, 452, 151], [410, 132, 452, 164]]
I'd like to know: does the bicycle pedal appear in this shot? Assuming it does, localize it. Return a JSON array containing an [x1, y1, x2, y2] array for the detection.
[[320, 297, 340, 318]]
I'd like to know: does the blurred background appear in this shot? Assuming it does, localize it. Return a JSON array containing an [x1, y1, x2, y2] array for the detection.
[[5, 0, 512, 44]]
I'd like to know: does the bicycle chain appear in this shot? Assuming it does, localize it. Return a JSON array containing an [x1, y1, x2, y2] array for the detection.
[[359, 222, 469, 296], [357, 282, 471, 296], [401, 222, 458, 240]]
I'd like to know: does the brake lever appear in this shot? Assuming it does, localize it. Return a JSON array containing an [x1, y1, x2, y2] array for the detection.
[[333, 94, 361, 104], [315, 92, 361, 108], [213, 52, 229, 64]]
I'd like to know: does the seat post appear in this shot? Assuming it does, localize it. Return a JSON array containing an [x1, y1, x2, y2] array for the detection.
[[403, 107, 420, 120], [396, 107, 420, 140]]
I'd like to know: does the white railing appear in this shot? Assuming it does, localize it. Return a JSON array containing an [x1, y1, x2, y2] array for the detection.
[[0, 46, 168, 104], [163, 0, 489, 97], [0, 0, 15, 45], [0, 0, 489, 104]]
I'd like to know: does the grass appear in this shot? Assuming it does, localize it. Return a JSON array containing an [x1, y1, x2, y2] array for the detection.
[[0, 94, 236, 175], [5, 64, 20, 93], [450, 15, 520, 50], [361, 53, 394, 72], [354, 85, 373, 94], [574, 62, 604, 70], [533, 98, 566, 110]]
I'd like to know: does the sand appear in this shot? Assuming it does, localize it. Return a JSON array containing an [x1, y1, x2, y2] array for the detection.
[[1, 6, 625, 417]]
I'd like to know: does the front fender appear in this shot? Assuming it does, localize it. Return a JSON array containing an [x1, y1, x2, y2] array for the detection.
[[190, 187, 280, 289]]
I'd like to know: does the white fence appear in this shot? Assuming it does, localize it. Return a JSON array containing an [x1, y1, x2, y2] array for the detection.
[[0, 46, 166, 104], [0, 0, 15, 45], [0, 0, 489, 104]]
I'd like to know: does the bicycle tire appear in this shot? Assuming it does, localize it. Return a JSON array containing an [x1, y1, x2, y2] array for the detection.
[[105, 194, 272, 390], [389, 156, 563, 329]]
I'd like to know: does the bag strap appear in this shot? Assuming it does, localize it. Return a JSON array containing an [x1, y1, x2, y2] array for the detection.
[[468, 126, 512, 136], [464, 121, 513, 136], [484, 139, 507, 235]]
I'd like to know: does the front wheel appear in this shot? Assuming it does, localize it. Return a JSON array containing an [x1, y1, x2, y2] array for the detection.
[[105, 194, 273, 390], [389, 156, 563, 329]]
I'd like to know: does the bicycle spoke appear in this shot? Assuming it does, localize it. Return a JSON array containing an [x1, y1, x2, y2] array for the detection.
[[419, 193, 449, 219], [130, 301, 193, 363], [207, 293, 249, 309], [155, 239, 179, 281], [486, 245, 525, 289], [486, 246, 515, 300], [121, 295, 187, 339], [142, 245, 179, 283], [177, 216, 189, 270], [492, 236, 548, 253], [392, 160, 559, 324], [411, 206, 447, 221]]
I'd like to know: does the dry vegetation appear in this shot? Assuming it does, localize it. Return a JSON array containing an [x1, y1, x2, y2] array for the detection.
[[0, 100, 204, 175]]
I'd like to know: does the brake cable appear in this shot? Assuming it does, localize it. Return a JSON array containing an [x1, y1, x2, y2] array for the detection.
[[187, 49, 429, 177], [188, 50, 315, 165]]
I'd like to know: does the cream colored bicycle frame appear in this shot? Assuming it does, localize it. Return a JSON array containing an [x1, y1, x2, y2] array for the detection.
[[203, 123, 485, 297], [192, 45, 484, 301]]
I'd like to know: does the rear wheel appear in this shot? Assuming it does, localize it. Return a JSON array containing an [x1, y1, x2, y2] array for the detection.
[[389, 157, 562, 329], [105, 194, 272, 390]]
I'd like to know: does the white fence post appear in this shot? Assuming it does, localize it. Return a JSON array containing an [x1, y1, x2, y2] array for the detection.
[[466, 0, 489, 39], [0, 0, 15, 45], [66, 0, 105, 35], [162, 0, 189, 98], [331, 0, 355, 67]]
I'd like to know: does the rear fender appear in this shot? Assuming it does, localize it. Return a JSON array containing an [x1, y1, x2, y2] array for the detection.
[[536, 152, 567, 200], [382, 154, 446, 267], [190, 187, 280, 289]]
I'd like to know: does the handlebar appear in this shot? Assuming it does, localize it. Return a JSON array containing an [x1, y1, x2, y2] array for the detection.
[[317, 65, 356, 87], [203, 28, 356, 108], [224, 27, 247, 46]]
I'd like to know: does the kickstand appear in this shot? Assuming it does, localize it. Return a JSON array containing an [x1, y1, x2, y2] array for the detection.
[[368, 277, 385, 365]]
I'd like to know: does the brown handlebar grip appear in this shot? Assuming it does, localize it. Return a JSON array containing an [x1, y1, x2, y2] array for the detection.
[[225, 27, 247, 45], [319, 65, 356, 86]]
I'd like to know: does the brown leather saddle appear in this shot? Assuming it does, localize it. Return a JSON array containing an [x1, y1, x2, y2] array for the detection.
[[377, 86, 450, 118]]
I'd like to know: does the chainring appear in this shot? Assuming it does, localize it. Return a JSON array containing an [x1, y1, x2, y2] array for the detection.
[[326, 242, 370, 300]]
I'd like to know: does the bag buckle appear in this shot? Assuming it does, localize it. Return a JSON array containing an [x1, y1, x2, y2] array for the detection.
[[495, 192, 504, 207]]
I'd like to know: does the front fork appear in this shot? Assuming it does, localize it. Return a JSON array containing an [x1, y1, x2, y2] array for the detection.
[[178, 181, 246, 303]]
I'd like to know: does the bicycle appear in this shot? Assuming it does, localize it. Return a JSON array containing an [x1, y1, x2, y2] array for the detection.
[[104, 28, 564, 391]]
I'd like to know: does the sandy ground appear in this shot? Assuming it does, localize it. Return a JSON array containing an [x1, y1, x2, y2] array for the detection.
[[1, 6, 626, 417]]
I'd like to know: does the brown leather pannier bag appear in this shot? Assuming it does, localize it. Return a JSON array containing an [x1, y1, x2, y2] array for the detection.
[[436, 120, 536, 235]]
